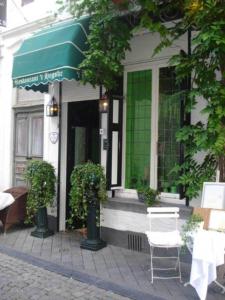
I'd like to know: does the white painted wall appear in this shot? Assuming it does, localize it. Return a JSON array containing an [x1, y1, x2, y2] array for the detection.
[[124, 31, 187, 66], [59, 102, 68, 231], [44, 90, 59, 170], [62, 81, 99, 103], [2, 0, 56, 30], [44, 89, 59, 217], [101, 208, 186, 233]]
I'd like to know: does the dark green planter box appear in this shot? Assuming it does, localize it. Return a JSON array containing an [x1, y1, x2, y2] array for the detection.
[[31, 207, 54, 238]]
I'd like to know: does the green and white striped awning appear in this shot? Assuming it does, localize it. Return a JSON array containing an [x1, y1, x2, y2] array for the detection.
[[12, 17, 89, 92]]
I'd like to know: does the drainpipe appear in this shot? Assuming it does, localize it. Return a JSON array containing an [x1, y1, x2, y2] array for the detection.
[[56, 82, 62, 231], [185, 28, 192, 207], [99, 85, 103, 164]]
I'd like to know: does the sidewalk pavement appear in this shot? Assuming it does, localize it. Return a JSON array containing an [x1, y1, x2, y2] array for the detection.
[[0, 251, 130, 300], [0, 225, 224, 300]]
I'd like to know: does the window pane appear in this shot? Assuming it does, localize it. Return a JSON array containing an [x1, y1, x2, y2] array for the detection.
[[31, 116, 43, 157], [158, 67, 180, 193], [15, 117, 28, 156], [125, 70, 152, 189]]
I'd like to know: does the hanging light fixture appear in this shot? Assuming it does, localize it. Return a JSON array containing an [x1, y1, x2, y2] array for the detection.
[[187, 0, 203, 13], [46, 96, 59, 117], [99, 93, 109, 113]]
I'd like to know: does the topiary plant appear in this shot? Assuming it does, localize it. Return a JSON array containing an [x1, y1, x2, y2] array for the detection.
[[24, 160, 56, 224], [68, 161, 107, 228]]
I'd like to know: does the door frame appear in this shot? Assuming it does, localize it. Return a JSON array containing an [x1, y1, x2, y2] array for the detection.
[[65, 100, 100, 223], [13, 105, 44, 186], [106, 94, 124, 189]]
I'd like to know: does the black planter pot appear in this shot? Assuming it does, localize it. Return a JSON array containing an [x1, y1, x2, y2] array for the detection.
[[31, 207, 54, 238], [80, 199, 106, 251]]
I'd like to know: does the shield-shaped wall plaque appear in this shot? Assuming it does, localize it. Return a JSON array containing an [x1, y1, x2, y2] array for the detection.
[[49, 132, 58, 144]]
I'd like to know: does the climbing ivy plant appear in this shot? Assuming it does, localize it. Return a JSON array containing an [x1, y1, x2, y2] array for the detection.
[[24, 160, 56, 223], [57, 0, 132, 90], [58, 0, 225, 199], [68, 162, 107, 228], [147, 0, 225, 198]]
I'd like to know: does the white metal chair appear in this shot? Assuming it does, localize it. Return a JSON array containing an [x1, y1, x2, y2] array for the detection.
[[145, 207, 183, 283]]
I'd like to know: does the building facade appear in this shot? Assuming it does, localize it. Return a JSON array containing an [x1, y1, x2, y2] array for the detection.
[[0, 0, 203, 249]]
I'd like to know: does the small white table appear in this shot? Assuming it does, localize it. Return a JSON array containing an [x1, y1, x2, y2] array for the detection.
[[189, 229, 225, 300]]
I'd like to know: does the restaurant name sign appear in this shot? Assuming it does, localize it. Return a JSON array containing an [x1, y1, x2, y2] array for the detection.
[[13, 70, 64, 87], [0, 0, 6, 27]]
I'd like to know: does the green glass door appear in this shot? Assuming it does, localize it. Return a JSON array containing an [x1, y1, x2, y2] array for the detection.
[[158, 67, 181, 193], [125, 70, 152, 189]]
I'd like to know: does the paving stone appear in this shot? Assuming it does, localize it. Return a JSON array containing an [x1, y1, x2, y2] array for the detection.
[[0, 252, 130, 300], [0, 227, 224, 300]]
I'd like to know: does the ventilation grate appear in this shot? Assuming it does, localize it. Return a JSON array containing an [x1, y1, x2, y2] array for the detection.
[[128, 234, 142, 252]]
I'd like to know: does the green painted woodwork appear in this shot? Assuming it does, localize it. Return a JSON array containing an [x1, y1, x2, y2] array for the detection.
[[125, 70, 152, 189]]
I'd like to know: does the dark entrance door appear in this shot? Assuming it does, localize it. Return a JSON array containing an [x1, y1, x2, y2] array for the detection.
[[66, 100, 100, 221]]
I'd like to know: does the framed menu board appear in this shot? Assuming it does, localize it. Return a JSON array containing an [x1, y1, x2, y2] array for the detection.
[[201, 182, 225, 209]]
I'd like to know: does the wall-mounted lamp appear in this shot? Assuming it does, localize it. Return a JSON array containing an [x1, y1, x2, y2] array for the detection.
[[187, 0, 203, 12], [46, 96, 59, 117], [99, 93, 109, 113]]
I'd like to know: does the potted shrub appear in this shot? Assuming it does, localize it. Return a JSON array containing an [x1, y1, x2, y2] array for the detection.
[[68, 161, 107, 251], [24, 160, 56, 238], [137, 187, 159, 207]]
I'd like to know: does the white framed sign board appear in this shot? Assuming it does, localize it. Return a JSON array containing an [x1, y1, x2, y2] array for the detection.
[[201, 182, 225, 209]]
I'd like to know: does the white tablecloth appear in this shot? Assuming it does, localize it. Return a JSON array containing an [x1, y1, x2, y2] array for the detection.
[[190, 230, 225, 300], [0, 192, 15, 210]]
